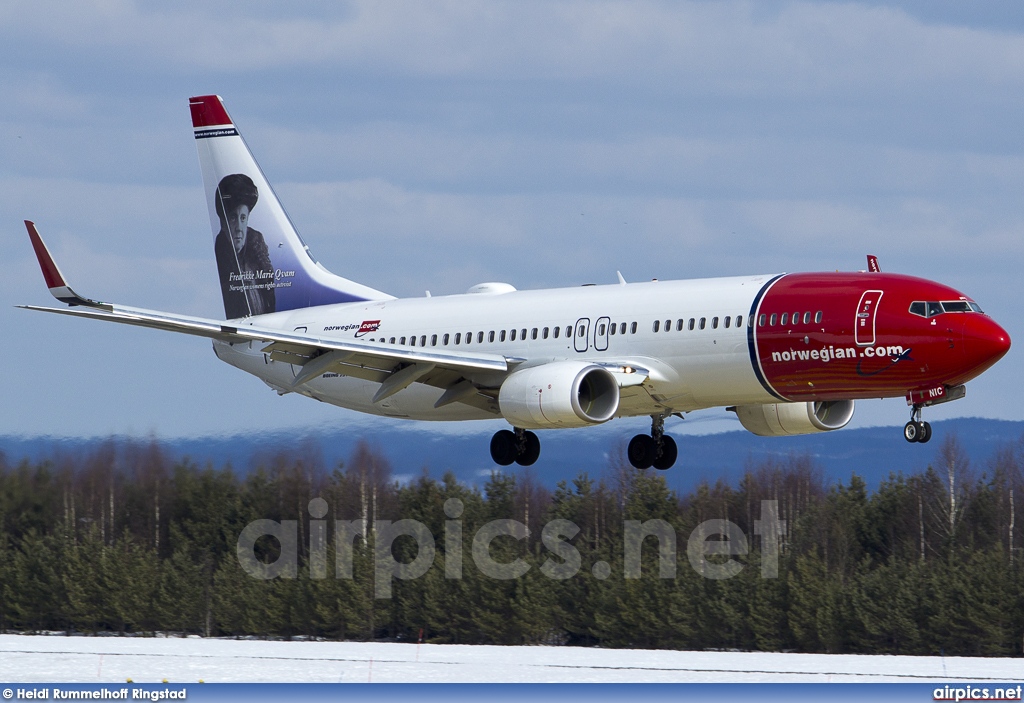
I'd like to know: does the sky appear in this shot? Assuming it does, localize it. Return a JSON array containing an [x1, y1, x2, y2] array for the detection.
[[2, 0, 1023, 440]]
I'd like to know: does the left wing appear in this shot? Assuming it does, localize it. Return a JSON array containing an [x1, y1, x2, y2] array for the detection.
[[21, 221, 511, 412]]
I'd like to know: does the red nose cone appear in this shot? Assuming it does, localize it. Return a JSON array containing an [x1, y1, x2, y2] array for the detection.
[[962, 315, 1011, 377]]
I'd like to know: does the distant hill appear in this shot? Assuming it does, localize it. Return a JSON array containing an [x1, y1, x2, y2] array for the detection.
[[3, 417, 1020, 494]]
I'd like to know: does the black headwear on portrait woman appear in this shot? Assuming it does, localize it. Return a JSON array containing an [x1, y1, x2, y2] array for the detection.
[[215, 173, 259, 224]]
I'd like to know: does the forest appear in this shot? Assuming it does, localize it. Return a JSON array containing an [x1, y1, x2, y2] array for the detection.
[[0, 433, 1021, 656]]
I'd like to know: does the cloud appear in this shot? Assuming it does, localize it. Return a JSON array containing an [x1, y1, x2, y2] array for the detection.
[[3, 1, 1024, 95]]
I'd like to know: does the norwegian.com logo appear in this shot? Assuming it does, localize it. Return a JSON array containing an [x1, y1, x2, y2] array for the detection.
[[354, 320, 381, 338]]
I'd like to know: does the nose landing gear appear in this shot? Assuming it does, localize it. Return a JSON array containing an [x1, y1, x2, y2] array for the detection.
[[490, 427, 541, 466], [627, 415, 678, 470], [903, 405, 932, 444]]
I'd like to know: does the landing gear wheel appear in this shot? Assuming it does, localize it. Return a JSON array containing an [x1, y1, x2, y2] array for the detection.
[[904, 404, 932, 444], [490, 430, 518, 465], [628, 434, 657, 470], [652, 435, 677, 471], [515, 431, 541, 466]]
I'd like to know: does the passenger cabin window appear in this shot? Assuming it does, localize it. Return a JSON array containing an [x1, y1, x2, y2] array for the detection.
[[699, 317, 706, 330], [543, 327, 549, 339], [814, 311, 822, 324], [712, 317, 719, 329], [630, 322, 637, 334], [769, 313, 777, 326], [724, 316, 731, 328], [390, 337, 395, 344], [477, 331, 484, 343], [443, 333, 450, 345], [664, 319, 671, 331], [736, 315, 743, 328], [510, 329, 516, 341], [676, 319, 684, 331], [609, 324, 616, 336], [803, 311, 811, 324], [780, 313, 788, 326], [500, 330, 507, 342], [758, 314, 766, 327], [430, 335, 436, 346], [454, 333, 461, 344], [553, 327, 560, 339], [620, 322, 627, 334], [653, 320, 660, 333], [488, 331, 495, 343], [532, 328, 538, 340], [577, 325, 585, 338], [400, 336, 407, 345], [688, 318, 695, 330], [521, 328, 526, 339]]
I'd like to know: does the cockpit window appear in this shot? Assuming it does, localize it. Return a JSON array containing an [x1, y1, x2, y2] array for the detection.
[[941, 301, 971, 313], [909, 300, 983, 318]]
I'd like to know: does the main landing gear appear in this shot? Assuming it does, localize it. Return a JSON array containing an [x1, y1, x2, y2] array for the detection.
[[490, 427, 541, 466], [903, 405, 932, 444], [627, 415, 678, 470]]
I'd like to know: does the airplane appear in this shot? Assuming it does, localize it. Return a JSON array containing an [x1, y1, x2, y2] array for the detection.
[[21, 95, 1011, 471]]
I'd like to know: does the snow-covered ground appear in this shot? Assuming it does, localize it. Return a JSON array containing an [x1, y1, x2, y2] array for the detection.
[[0, 634, 1019, 683]]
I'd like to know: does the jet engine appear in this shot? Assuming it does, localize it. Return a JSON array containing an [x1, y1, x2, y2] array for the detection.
[[498, 361, 620, 429], [733, 400, 855, 437]]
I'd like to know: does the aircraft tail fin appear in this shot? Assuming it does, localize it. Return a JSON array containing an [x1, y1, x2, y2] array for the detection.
[[189, 95, 392, 320]]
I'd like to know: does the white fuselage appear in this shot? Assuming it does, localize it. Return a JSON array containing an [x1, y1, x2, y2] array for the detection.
[[213, 274, 781, 421]]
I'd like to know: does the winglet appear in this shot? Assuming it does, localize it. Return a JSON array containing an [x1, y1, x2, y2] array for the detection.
[[24, 221, 109, 309], [866, 255, 880, 273]]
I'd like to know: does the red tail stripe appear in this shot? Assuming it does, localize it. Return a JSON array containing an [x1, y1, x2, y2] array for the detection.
[[189, 95, 232, 128]]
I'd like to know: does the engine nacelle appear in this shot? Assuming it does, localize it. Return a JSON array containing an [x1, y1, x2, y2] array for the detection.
[[499, 361, 620, 429], [733, 400, 855, 437]]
